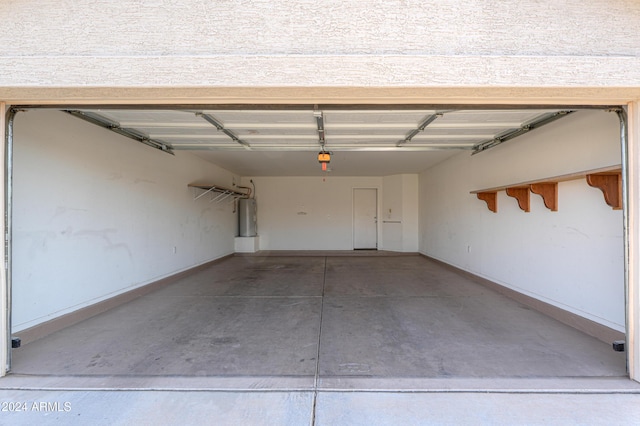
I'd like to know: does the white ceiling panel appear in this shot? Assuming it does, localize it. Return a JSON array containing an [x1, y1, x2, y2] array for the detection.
[[191, 150, 460, 177], [326, 128, 407, 137], [234, 128, 318, 137], [65, 107, 573, 176], [437, 110, 561, 124], [97, 110, 203, 126], [324, 110, 433, 124], [157, 136, 233, 143], [204, 110, 315, 125], [418, 127, 509, 136], [142, 128, 224, 137]]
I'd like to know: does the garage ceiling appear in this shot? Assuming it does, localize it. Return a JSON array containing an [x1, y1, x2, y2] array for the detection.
[[65, 107, 571, 177]]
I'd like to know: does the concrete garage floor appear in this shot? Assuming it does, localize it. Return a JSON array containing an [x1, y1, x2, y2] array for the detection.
[[3, 254, 639, 425]]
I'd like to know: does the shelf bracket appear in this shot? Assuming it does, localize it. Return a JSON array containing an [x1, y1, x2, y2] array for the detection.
[[212, 191, 234, 203], [586, 171, 622, 210], [210, 190, 230, 203], [530, 182, 558, 211], [194, 186, 217, 201], [188, 184, 249, 204], [505, 187, 530, 212], [476, 192, 497, 213]]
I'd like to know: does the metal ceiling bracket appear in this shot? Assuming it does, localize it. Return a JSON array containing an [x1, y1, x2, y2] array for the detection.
[[64, 110, 174, 155], [472, 110, 574, 155], [396, 113, 443, 147], [196, 112, 251, 150], [314, 109, 326, 149]]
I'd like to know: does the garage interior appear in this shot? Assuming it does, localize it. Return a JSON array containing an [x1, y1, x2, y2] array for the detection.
[[5, 105, 632, 390]]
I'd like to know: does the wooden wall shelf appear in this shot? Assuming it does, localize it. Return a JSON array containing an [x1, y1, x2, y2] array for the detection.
[[471, 165, 621, 213]]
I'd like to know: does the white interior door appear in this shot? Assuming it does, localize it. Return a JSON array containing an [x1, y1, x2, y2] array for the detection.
[[353, 188, 378, 249]]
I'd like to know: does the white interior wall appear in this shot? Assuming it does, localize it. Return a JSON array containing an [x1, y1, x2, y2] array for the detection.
[[402, 174, 419, 252], [245, 175, 420, 252], [382, 175, 403, 251], [244, 176, 381, 251], [12, 110, 238, 332], [382, 174, 419, 252], [419, 110, 625, 330]]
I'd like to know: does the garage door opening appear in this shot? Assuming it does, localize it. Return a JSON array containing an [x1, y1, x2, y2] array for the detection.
[[3, 104, 632, 390]]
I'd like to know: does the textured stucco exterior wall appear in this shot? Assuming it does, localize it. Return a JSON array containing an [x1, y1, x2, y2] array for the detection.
[[4, 0, 639, 57], [1, 0, 640, 98]]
